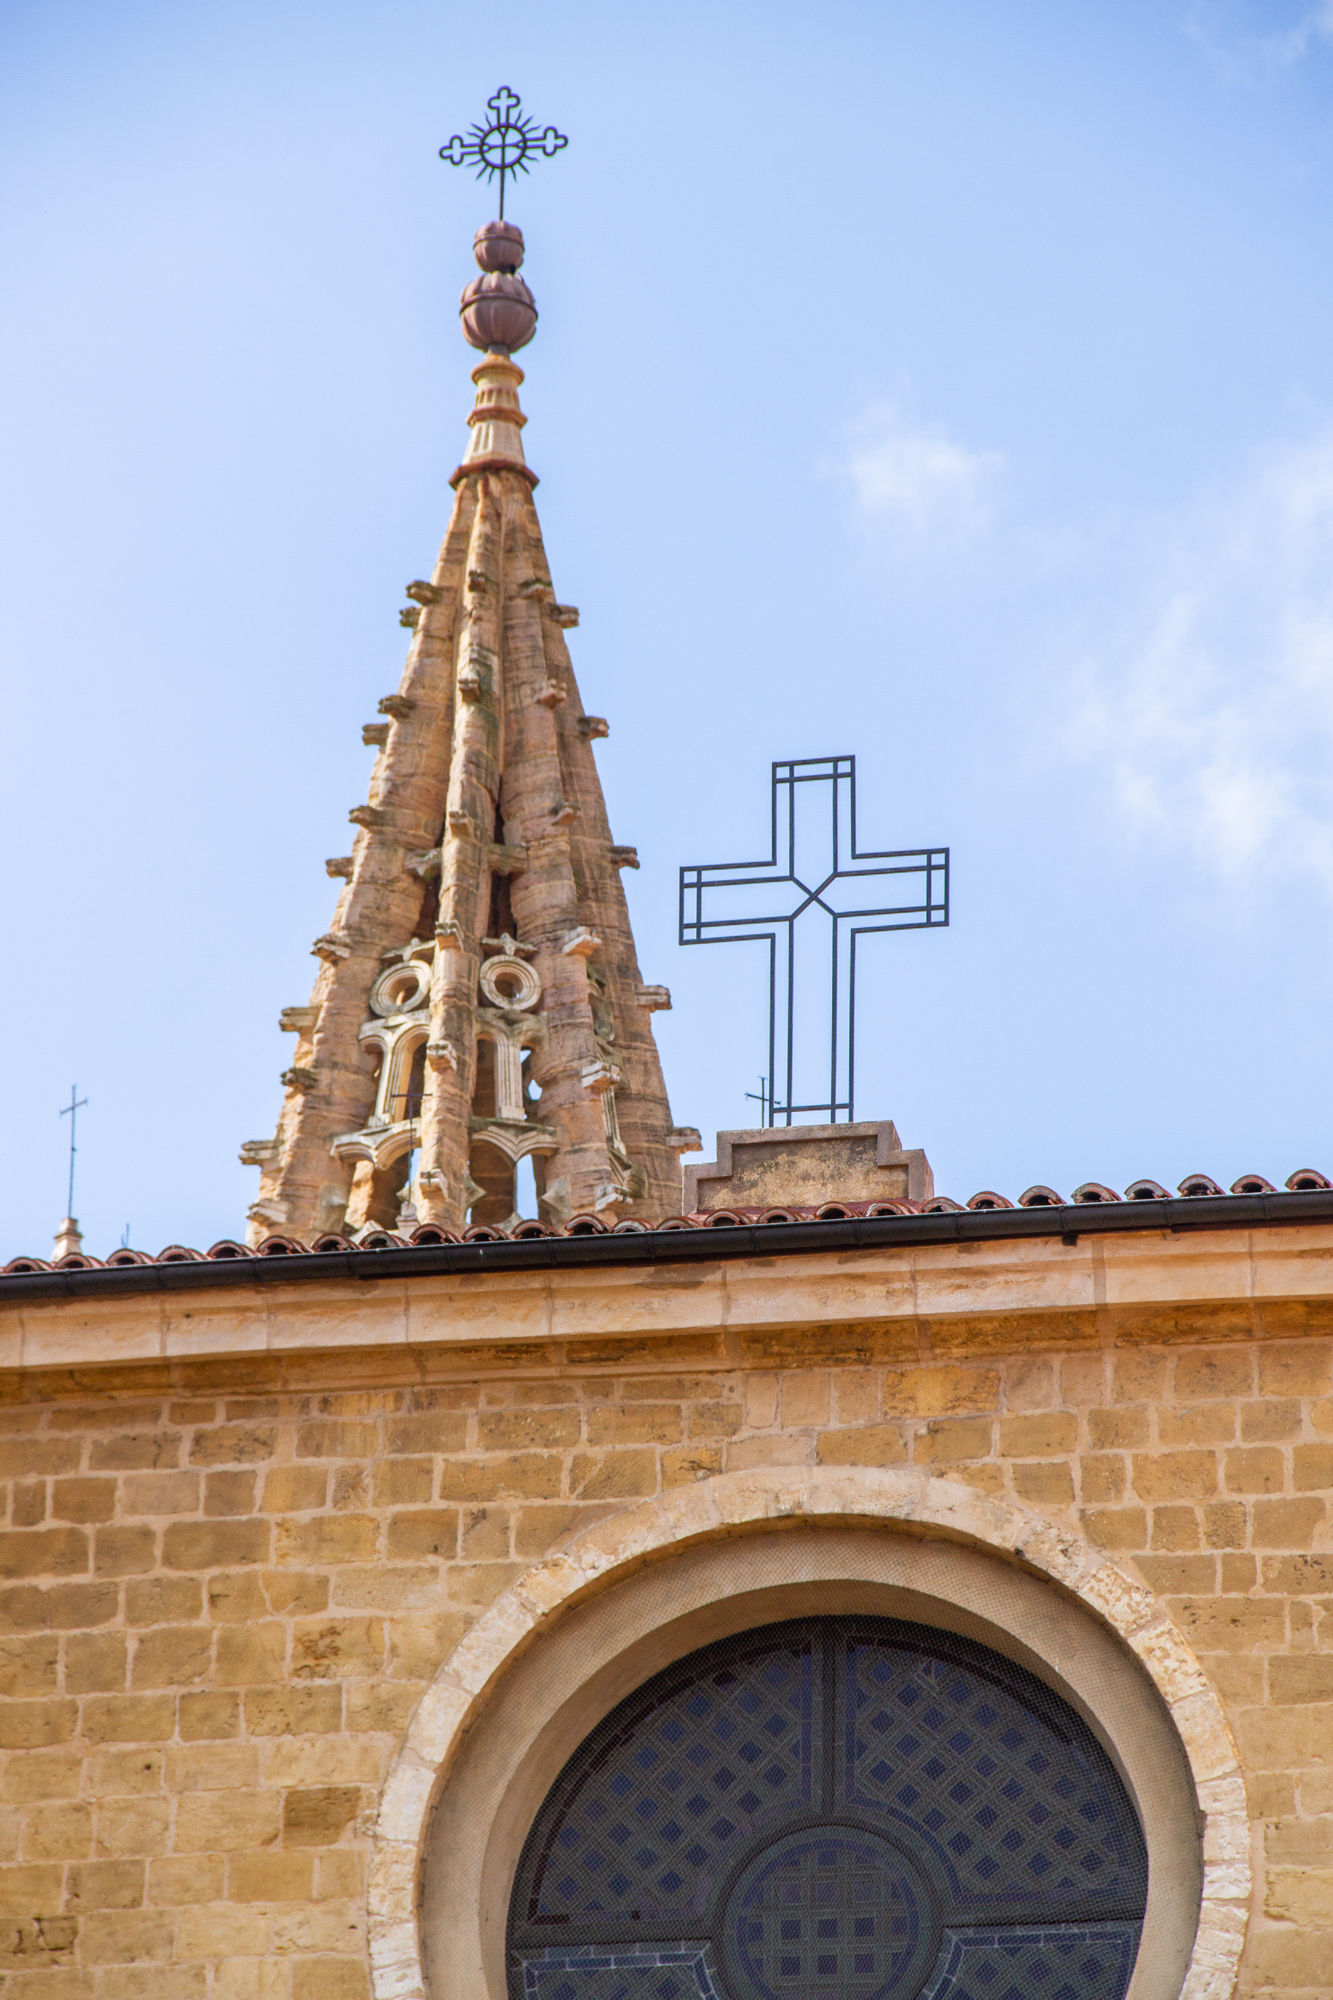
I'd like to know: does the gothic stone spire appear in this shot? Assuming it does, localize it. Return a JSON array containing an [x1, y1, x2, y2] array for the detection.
[[241, 223, 693, 1241]]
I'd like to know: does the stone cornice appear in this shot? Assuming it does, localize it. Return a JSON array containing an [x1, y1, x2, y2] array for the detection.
[[448, 455, 539, 489], [2, 1204, 1333, 1396], [4, 1188, 1333, 1306]]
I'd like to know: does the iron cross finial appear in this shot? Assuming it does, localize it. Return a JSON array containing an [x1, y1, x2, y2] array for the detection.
[[59, 1083, 88, 1220], [680, 759, 949, 1126], [439, 87, 568, 220]]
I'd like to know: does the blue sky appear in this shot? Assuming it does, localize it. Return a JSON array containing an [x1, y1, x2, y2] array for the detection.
[[4, 0, 1333, 1255]]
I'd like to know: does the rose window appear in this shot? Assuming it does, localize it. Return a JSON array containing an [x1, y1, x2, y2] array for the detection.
[[508, 1617, 1148, 2000]]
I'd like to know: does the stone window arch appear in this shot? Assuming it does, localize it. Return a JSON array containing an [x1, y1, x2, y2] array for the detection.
[[474, 1019, 544, 1125], [387, 1033, 428, 1123], [507, 1614, 1148, 2000], [375, 1471, 1245, 2000], [354, 1022, 427, 1133]]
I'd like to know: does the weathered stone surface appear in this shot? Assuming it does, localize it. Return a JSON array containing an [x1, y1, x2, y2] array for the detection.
[[684, 1121, 932, 1210], [7, 1191, 1333, 1998], [243, 354, 686, 1243]]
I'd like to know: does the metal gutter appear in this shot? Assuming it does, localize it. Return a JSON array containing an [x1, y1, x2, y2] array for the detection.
[[2, 1191, 1332, 1305]]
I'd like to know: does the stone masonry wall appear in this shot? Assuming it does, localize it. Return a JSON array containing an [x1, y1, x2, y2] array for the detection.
[[0, 1330, 1330, 1998]]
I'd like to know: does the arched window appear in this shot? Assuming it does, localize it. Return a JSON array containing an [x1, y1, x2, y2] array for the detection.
[[508, 1617, 1147, 2000], [388, 1038, 427, 1123], [403, 1038, 427, 1120], [472, 1037, 499, 1120]]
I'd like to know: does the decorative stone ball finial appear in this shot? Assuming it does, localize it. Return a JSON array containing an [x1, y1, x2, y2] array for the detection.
[[441, 88, 566, 353], [473, 221, 524, 272], [460, 222, 537, 353]]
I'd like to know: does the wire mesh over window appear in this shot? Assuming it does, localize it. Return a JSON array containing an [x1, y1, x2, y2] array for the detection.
[[508, 1617, 1148, 2000]]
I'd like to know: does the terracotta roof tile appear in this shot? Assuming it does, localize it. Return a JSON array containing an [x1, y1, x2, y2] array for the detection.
[[3, 1168, 1331, 1270]]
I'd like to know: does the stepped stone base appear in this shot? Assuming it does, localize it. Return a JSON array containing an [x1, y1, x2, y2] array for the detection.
[[683, 1120, 933, 1211]]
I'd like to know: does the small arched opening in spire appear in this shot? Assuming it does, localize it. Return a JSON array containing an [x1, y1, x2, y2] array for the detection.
[[345, 1145, 412, 1235], [387, 1036, 428, 1125], [413, 874, 441, 940], [468, 1139, 515, 1228], [472, 1036, 498, 1120], [339, 1027, 427, 1233], [361, 1041, 385, 1111], [487, 864, 516, 943]]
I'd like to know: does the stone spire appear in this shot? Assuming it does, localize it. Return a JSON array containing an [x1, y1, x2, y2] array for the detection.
[[241, 220, 695, 1241]]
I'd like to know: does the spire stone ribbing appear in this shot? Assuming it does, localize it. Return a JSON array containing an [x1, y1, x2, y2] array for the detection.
[[240, 181, 692, 1241], [452, 349, 534, 489]]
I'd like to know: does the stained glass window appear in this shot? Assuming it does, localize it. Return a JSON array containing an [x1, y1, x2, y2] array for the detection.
[[508, 1617, 1148, 2000]]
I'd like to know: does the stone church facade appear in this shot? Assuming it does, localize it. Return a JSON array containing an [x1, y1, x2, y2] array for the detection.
[[3, 1208, 1333, 1999], [2, 205, 1332, 2000]]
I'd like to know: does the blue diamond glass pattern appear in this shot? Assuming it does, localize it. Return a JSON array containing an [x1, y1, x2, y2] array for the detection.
[[847, 1638, 1145, 1919], [517, 1630, 814, 1924], [918, 1924, 1141, 2000], [725, 1830, 938, 2000], [508, 1620, 1150, 2000]]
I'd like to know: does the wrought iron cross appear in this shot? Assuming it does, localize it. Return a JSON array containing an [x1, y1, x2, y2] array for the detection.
[[679, 758, 949, 1125], [59, 1084, 88, 1216], [439, 86, 568, 219]]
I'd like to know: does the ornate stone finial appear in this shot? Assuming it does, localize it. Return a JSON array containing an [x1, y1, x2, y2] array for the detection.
[[459, 226, 537, 354], [441, 88, 567, 354], [473, 221, 525, 272], [242, 103, 689, 1241]]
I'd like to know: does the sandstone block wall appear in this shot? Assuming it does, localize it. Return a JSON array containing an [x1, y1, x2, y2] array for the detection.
[[0, 1326, 1329, 1996]]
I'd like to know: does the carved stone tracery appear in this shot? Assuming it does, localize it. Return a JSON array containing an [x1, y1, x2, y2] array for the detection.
[[241, 261, 689, 1243]]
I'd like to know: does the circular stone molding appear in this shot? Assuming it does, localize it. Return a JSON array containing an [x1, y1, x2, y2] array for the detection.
[[370, 961, 432, 1017], [368, 1467, 1250, 2000], [478, 954, 542, 1011]]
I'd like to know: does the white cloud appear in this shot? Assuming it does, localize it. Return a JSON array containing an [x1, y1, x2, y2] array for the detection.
[[1184, 1, 1333, 77], [1068, 428, 1333, 896], [844, 404, 1001, 540]]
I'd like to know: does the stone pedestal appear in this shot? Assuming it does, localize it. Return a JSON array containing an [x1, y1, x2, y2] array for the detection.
[[683, 1120, 933, 1211], [51, 1216, 83, 1260]]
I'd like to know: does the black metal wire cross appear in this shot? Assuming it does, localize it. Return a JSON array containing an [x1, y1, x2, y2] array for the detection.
[[439, 86, 568, 219], [679, 757, 949, 1126]]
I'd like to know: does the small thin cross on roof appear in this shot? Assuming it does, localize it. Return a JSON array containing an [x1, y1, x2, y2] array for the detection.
[[59, 1083, 88, 1218]]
